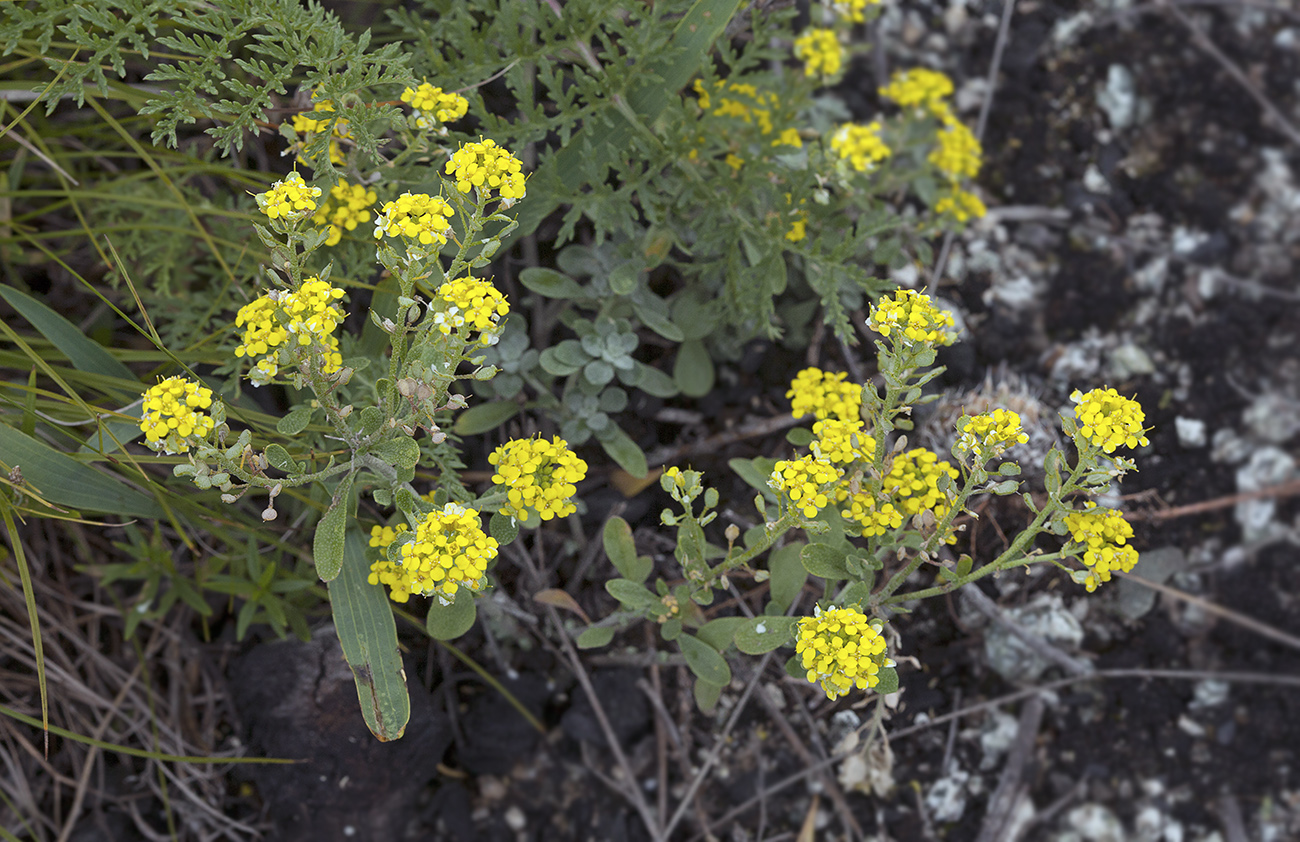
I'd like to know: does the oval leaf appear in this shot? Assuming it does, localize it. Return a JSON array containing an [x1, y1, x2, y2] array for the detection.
[[328, 529, 410, 741], [801, 543, 850, 580], [633, 361, 679, 398], [673, 339, 714, 398], [489, 512, 519, 545], [577, 626, 615, 650], [734, 615, 798, 655], [678, 633, 732, 686], [603, 516, 650, 583], [608, 263, 639, 295], [693, 678, 724, 714], [276, 406, 314, 437], [372, 436, 421, 470], [314, 499, 349, 583], [697, 616, 749, 651], [426, 588, 477, 640], [605, 578, 657, 611], [520, 267, 585, 298], [874, 666, 899, 696], [453, 401, 519, 435], [599, 426, 648, 479], [768, 543, 807, 613]]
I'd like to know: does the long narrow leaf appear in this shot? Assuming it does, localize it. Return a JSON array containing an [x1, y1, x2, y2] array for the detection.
[[0, 423, 162, 519], [0, 286, 136, 382], [328, 529, 410, 741]]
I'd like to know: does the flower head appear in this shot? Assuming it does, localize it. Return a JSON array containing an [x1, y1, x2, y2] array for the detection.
[[826, 0, 881, 23], [935, 187, 986, 222], [769, 455, 842, 518], [868, 288, 956, 347], [489, 436, 588, 521], [772, 127, 803, 148], [796, 606, 893, 700], [373, 192, 456, 248], [787, 368, 863, 422], [794, 28, 843, 78], [956, 409, 1029, 462], [434, 276, 510, 343], [841, 490, 904, 538], [234, 278, 347, 385], [812, 417, 875, 464], [369, 523, 409, 549], [255, 171, 321, 221], [929, 118, 982, 180], [879, 68, 954, 114], [445, 139, 526, 202], [311, 179, 376, 246], [140, 377, 215, 454], [830, 122, 892, 173], [1070, 388, 1150, 453], [401, 82, 469, 128], [1064, 503, 1139, 591], [367, 504, 498, 603], [884, 448, 958, 518]]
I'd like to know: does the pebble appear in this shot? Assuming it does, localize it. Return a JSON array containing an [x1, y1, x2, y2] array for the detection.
[[1234, 446, 1297, 541], [1065, 803, 1127, 842], [504, 806, 526, 831], [1174, 417, 1206, 448]]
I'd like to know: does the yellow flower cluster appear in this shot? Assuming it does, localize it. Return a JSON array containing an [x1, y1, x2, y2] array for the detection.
[[956, 409, 1029, 461], [787, 367, 863, 422], [935, 187, 986, 222], [400, 82, 469, 127], [1071, 388, 1150, 453], [879, 68, 954, 114], [885, 448, 958, 518], [773, 127, 803, 149], [830, 122, 892, 172], [796, 605, 892, 700], [373, 192, 456, 247], [445, 139, 526, 201], [794, 28, 843, 78], [489, 436, 588, 521], [868, 288, 956, 347], [139, 376, 215, 454], [434, 276, 510, 343], [367, 503, 498, 603], [1064, 504, 1139, 592], [812, 417, 875, 464], [841, 490, 904, 538], [234, 278, 347, 383], [255, 171, 321, 221], [769, 455, 842, 518], [930, 119, 982, 180], [827, 0, 881, 23], [311, 179, 376, 246], [694, 79, 780, 135], [368, 522, 408, 549]]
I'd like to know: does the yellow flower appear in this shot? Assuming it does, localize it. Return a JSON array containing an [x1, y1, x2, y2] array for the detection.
[[233, 278, 346, 384], [884, 448, 958, 518], [725, 152, 745, 171], [929, 118, 982, 180], [255, 171, 321, 221], [489, 436, 588, 521], [445, 138, 526, 201], [826, 0, 881, 23], [812, 417, 875, 464], [841, 490, 903, 538], [787, 368, 863, 422], [879, 68, 954, 114], [368, 523, 409, 549], [401, 82, 469, 127], [786, 213, 807, 242], [311, 179, 376, 246], [769, 455, 842, 518], [367, 504, 497, 603], [796, 606, 892, 700], [139, 377, 215, 454], [935, 187, 986, 222], [1064, 503, 1139, 591], [1070, 388, 1150, 453], [830, 122, 891, 172], [956, 409, 1028, 461], [772, 127, 803, 148], [794, 28, 843, 78], [434, 276, 510, 343], [868, 288, 956, 347], [373, 192, 456, 247]]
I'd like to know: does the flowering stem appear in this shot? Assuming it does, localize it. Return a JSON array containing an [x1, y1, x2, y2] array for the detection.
[[705, 511, 801, 589]]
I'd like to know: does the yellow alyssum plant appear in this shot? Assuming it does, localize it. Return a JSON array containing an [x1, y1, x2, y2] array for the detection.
[[589, 288, 1150, 711]]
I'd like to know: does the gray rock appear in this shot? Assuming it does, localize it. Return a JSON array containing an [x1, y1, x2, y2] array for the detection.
[[1175, 417, 1207, 448]]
